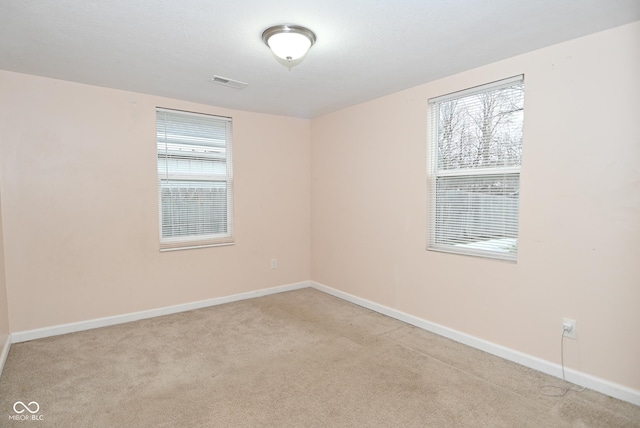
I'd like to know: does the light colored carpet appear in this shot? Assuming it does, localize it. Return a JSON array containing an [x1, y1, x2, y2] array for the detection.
[[1, 288, 638, 427]]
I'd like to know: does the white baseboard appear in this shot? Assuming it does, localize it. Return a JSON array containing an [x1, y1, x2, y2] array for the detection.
[[0, 335, 10, 377], [11, 281, 310, 344], [310, 281, 640, 407]]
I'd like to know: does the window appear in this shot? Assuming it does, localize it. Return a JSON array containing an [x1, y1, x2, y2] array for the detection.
[[428, 76, 524, 261], [156, 108, 234, 251]]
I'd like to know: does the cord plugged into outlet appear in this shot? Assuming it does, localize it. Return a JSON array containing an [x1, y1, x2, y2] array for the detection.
[[539, 317, 585, 397], [562, 318, 577, 339]]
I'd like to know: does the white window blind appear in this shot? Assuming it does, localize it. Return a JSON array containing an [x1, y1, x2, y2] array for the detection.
[[428, 76, 524, 261], [156, 108, 234, 251]]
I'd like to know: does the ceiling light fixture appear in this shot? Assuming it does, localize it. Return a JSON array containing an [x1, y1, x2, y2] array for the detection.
[[262, 24, 316, 63]]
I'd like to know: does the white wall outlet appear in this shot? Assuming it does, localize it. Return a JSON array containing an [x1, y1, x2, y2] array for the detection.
[[270, 258, 278, 269], [562, 318, 577, 339]]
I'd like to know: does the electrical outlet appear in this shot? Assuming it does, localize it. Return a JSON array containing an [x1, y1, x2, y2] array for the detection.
[[562, 318, 577, 339], [270, 258, 278, 269]]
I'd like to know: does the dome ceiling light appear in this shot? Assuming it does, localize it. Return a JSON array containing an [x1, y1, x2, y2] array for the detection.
[[262, 24, 316, 63]]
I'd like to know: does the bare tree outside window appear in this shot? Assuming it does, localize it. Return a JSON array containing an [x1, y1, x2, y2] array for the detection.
[[429, 77, 524, 260], [438, 86, 523, 169]]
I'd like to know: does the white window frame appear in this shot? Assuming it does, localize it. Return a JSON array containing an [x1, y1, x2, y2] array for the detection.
[[156, 108, 234, 251], [427, 75, 524, 261]]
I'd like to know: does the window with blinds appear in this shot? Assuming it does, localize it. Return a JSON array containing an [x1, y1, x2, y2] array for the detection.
[[428, 76, 524, 261], [156, 108, 234, 251]]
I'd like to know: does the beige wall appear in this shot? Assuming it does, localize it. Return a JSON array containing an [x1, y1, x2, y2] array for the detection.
[[0, 186, 9, 347], [311, 22, 640, 390], [0, 70, 311, 332]]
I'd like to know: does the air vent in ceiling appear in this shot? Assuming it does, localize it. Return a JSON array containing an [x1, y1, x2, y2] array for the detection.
[[210, 75, 248, 90]]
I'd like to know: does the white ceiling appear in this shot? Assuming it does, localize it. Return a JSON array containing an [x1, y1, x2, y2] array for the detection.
[[1, 0, 639, 118]]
